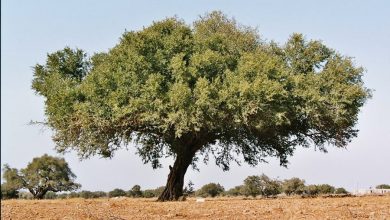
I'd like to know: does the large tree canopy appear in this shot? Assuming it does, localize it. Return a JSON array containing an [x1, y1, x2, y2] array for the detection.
[[32, 11, 370, 201]]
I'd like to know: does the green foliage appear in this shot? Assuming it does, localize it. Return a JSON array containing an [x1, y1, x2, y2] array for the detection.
[[316, 184, 335, 194], [334, 187, 349, 194], [304, 185, 319, 196], [258, 174, 282, 197], [32, 11, 370, 172], [1, 183, 19, 199], [376, 184, 390, 189], [282, 178, 306, 195], [241, 174, 281, 197], [2, 155, 80, 199], [79, 190, 107, 199], [108, 188, 127, 198], [196, 183, 224, 197], [241, 175, 261, 197], [226, 185, 243, 197], [128, 185, 143, 198], [140, 186, 165, 198], [142, 189, 156, 198], [68, 192, 80, 198]]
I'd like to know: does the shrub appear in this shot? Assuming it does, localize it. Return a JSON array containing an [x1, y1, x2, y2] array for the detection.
[[282, 178, 305, 195], [68, 192, 80, 198], [143, 189, 156, 198], [128, 185, 143, 198], [304, 185, 319, 196], [317, 184, 335, 194], [376, 184, 390, 189], [196, 183, 224, 197], [109, 188, 127, 198], [79, 190, 95, 199], [259, 174, 282, 197], [334, 187, 349, 194], [226, 185, 243, 197], [1, 183, 19, 199], [92, 191, 107, 198]]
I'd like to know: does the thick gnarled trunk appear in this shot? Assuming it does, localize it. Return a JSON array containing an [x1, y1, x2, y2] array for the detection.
[[157, 149, 195, 201]]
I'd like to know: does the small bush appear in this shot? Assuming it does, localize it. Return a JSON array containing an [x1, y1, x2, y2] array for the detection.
[[109, 188, 126, 198], [317, 184, 335, 194], [226, 185, 243, 197], [282, 178, 305, 195], [128, 185, 143, 198], [376, 184, 390, 189], [79, 191, 95, 199], [68, 192, 80, 198], [92, 191, 107, 198], [335, 187, 349, 194], [1, 183, 19, 199], [143, 189, 156, 198], [196, 183, 224, 198], [304, 185, 319, 196]]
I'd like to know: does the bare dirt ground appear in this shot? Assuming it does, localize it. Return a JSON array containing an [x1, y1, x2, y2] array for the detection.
[[2, 195, 390, 219]]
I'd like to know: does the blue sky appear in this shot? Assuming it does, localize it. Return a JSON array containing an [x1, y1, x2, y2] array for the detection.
[[2, 0, 390, 192]]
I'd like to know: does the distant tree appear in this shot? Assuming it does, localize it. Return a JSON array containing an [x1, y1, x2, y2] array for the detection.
[[334, 187, 349, 194], [2, 154, 80, 199], [32, 11, 371, 201], [108, 188, 127, 198], [79, 190, 95, 199], [68, 192, 80, 198], [1, 183, 19, 199], [282, 178, 305, 195], [143, 189, 156, 198], [92, 191, 108, 198], [183, 181, 195, 196], [258, 174, 282, 197], [316, 184, 335, 194], [128, 185, 143, 198], [376, 184, 390, 189], [241, 176, 261, 197], [226, 185, 243, 197], [196, 183, 224, 197], [304, 185, 319, 196]]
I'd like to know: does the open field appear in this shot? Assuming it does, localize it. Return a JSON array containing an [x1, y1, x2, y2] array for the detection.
[[2, 195, 390, 219]]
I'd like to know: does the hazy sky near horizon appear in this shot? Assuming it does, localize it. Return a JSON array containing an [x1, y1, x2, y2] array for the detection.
[[2, 0, 390, 192]]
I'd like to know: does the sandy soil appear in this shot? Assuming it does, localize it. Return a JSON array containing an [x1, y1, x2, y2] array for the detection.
[[1, 195, 390, 219]]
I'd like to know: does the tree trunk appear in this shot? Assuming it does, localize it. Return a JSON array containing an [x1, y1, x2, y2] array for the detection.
[[157, 150, 195, 201]]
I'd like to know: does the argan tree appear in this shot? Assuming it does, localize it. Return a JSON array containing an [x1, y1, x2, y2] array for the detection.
[[2, 154, 80, 199], [31, 11, 370, 201]]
